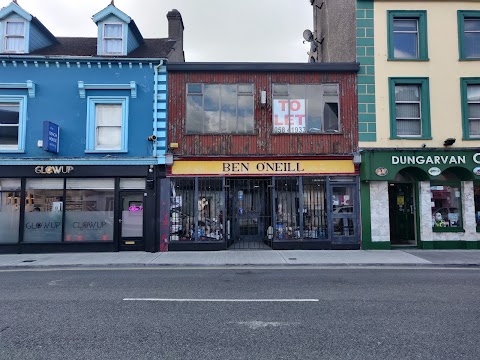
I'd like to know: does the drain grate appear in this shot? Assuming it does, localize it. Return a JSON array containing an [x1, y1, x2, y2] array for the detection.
[[22, 260, 36, 263], [288, 258, 297, 260]]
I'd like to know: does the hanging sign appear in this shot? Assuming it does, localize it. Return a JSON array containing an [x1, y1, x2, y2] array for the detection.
[[43, 121, 60, 154]]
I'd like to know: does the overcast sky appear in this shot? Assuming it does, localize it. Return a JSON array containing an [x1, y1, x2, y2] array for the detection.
[[2, 0, 313, 62]]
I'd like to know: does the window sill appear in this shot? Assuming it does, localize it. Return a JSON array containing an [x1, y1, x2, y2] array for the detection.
[[85, 150, 128, 154], [0, 149, 25, 153], [272, 132, 344, 135], [432, 227, 465, 233], [387, 58, 429, 62], [459, 58, 480, 61], [462, 137, 480, 141], [184, 133, 255, 136], [389, 136, 432, 140]]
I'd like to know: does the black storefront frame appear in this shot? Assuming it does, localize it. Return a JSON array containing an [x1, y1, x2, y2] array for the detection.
[[167, 175, 360, 251], [0, 165, 163, 254]]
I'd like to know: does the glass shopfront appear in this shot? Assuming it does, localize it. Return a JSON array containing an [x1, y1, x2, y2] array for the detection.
[[169, 176, 359, 249], [0, 175, 147, 248], [64, 179, 115, 242], [24, 179, 64, 243]]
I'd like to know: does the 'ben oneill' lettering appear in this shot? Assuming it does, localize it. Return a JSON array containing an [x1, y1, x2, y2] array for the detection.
[[223, 162, 305, 173]]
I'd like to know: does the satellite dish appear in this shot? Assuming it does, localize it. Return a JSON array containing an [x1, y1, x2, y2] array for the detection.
[[303, 29, 314, 42]]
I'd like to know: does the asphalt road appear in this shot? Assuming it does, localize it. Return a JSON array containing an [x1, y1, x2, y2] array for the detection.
[[0, 267, 479, 360]]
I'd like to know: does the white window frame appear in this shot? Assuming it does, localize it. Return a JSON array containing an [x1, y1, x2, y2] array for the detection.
[[102, 23, 124, 55], [0, 96, 27, 152], [86, 96, 129, 153], [3, 20, 25, 53]]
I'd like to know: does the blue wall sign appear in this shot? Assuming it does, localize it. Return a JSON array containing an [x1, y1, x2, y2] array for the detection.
[[43, 121, 60, 153]]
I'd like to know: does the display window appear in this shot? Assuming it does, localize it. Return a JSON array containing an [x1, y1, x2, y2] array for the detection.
[[275, 177, 300, 240], [170, 178, 225, 243], [474, 184, 480, 231], [64, 179, 114, 242], [170, 178, 196, 241], [301, 178, 327, 239], [24, 179, 64, 243], [430, 172, 462, 230]]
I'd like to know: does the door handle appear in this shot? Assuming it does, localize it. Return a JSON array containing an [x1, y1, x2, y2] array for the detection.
[[118, 218, 123, 223]]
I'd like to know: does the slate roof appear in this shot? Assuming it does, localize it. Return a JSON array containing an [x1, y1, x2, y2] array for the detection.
[[25, 37, 176, 59]]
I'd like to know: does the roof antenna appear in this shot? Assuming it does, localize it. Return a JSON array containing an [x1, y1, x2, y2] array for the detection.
[[110, 0, 115, 5]]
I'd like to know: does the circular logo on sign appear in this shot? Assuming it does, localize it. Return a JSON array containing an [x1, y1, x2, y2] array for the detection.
[[428, 167, 441, 176], [473, 167, 480, 176], [375, 167, 388, 176]]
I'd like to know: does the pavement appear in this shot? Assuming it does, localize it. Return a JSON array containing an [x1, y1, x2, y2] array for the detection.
[[0, 249, 480, 269]]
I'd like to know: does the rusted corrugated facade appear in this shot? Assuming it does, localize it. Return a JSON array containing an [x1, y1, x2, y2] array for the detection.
[[164, 63, 361, 251], [168, 65, 358, 157]]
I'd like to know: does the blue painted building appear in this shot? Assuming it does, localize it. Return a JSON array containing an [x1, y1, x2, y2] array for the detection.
[[0, 1, 184, 253]]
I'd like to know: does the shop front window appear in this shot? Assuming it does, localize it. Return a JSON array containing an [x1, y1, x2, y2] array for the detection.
[[0, 178, 21, 244], [474, 184, 480, 230], [431, 180, 462, 229], [24, 179, 64, 243], [332, 186, 355, 236], [275, 177, 300, 240], [302, 178, 327, 239], [170, 178, 195, 241], [197, 178, 224, 241], [64, 179, 114, 242]]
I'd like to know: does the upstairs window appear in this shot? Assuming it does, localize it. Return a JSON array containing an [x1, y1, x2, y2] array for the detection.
[[458, 11, 480, 60], [466, 84, 480, 136], [95, 104, 122, 150], [461, 78, 480, 139], [103, 23, 123, 54], [4, 21, 25, 53], [387, 11, 428, 60], [186, 83, 254, 134], [0, 103, 19, 149], [86, 97, 128, 152], [272, 84, 339, 134], [389, 78, 431, 139], [0, 96, 26, 152]]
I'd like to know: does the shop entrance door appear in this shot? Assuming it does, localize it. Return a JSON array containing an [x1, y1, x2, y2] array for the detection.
[[388, 183, 416, 246], [226, 178, 272, 250], [331, 184, 357, 244], [119, 192, 145, 251]]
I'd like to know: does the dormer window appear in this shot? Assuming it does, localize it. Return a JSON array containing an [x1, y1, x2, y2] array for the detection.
[[4, 21, 25, 53], [103, 23, 123, 54]]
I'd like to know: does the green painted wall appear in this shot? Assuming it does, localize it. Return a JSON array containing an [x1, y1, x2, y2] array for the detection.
[[357, 0, 376, 142]]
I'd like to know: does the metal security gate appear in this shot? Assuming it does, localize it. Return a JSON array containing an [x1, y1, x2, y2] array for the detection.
[[226, 178, 272, 250]]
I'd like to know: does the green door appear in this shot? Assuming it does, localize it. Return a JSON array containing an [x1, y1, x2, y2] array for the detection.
[[388, 183, 416, 246]]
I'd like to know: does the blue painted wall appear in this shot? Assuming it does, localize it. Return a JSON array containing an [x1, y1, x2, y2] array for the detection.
[[0, 59, 167, 161]]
